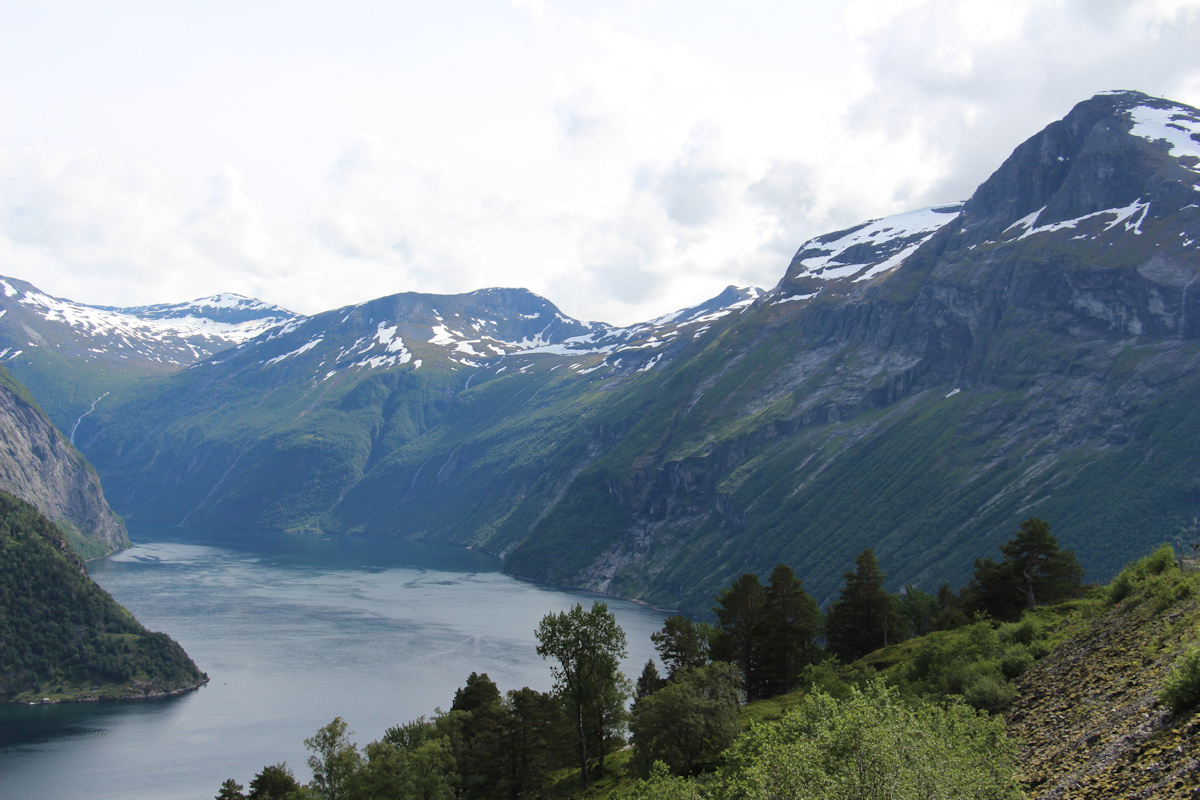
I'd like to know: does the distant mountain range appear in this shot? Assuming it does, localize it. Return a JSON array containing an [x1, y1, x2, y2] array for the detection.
[[5, 89, 1200, 613]]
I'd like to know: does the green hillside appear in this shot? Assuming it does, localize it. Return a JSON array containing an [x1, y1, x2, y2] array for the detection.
[[0, 491, 206, 702]]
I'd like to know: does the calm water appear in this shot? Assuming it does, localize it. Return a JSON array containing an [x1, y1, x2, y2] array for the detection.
[[0, 526, 668, 800]]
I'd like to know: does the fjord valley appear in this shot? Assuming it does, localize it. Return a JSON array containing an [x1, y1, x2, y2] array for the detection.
[[1, 88, 1200, 798], [7, 90, 1195, 610]]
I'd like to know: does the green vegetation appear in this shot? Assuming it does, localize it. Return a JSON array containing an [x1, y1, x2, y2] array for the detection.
[[1159, 645, 1200, 713], [0, 491, 205, 702], [621, 680, 1020, 800], [214, 534, 1200, 800], [536, 602, 631, 789]]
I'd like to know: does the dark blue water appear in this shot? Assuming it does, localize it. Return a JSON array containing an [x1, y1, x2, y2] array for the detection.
[[0, 526, 668, 799]]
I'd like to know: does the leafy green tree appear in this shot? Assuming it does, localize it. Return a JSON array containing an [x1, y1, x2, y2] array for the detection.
[[651, 615, 708, 679], [825, 549, 908, 663], [711, 573, 766, 700], [535, 601, 629, 790], [247, 763, 300, 799], [305, 717, 363, 800], [969, 518, 1084, 619], [629, 662, 742, 776], [758, 564, 822, 695], [896, 583, 939, 637]]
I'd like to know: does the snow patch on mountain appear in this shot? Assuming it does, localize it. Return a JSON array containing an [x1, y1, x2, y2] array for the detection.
[[1129, 104, 1200, 168], [265, 336, 323, 366], [1005, 199, 1152, 241], [789, 204, 963, 283]]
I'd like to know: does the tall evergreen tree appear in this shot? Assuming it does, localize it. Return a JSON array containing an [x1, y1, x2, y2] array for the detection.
[[758, 564, 823, 695], [711, 573, 766, 700], [825, 549, 908, 663], [635, 659, 667, 699]]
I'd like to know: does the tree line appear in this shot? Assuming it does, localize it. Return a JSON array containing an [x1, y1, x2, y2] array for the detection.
[[214, 516, 1082, 799]]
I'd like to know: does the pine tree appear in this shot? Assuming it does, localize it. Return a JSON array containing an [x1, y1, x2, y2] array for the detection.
[[758, 564, 823, 695], [968, 517, 1084, 619], [825, 549, 908, 663], [711, 573, 766, 700], [650, 614, 708, 679]]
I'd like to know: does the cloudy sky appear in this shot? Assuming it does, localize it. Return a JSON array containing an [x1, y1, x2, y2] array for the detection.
[[3, 0, 1200, 325]]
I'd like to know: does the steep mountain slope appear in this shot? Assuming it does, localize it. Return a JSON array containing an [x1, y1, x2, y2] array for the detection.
[[0, 491, 205, 702], [71, 90, 1200, 614], [503, 90, 1200, 609], [0, 277, 297, 431], [0, 364, 127, 559], [74, 285, 762, 537]]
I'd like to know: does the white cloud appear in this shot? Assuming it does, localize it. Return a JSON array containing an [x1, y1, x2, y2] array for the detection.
[[2, 1, 1199, 325]]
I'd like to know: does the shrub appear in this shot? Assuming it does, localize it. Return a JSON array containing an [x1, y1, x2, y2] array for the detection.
[[999, 617, 1044, 646], [999, 645, 1034, 680], [1108, 545, 1178, 606], [962, 673, 1018, 712], [1159, 645, 1200, 714]]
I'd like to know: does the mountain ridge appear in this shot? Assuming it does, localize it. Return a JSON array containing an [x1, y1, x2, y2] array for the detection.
[[16, 89, 1200, 614]]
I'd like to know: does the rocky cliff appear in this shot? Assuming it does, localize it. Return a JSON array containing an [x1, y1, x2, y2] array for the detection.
[[0, 365, 128, 558]]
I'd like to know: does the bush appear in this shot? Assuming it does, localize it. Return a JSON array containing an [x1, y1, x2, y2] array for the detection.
[[1108, 545, 1178, 606], [1159, 645, 1200, 714], [962, 672, 1018, 712], [999, 645, 1034, 680], [697, 680, 1020, 800], [999, 617, 1043, 646]]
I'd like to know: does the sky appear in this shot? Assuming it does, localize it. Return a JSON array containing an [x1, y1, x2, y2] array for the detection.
[[2, 1, 1200, 326]]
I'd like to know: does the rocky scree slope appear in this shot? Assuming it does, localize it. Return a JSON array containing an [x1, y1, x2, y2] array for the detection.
[[71, 90, 1200, 613], [0, 364, 127, 558], [1006, 557, 1200, 798]]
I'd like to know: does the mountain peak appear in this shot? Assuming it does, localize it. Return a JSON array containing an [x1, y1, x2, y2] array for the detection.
[[959, 91, 1200, 243]]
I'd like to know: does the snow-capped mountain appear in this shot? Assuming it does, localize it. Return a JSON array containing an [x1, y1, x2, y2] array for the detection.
[[192, 284, 766, 388], [776, 204, 965, 292], [0, 276, 299, 430], [0, 277, 296, 369]]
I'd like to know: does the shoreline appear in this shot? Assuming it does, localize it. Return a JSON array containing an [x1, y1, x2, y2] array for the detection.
[[5, 674, 210, 706]]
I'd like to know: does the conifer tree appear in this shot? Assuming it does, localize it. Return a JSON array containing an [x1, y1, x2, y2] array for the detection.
[[711, 573, 767, 700], [651, 614, 708, 679], [968, 517, 1083, 619], [825, 549, 908, 663], [758, 563, 823, 695]]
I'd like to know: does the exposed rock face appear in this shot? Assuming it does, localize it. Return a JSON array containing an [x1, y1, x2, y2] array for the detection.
[[0, 367, 128, 556]]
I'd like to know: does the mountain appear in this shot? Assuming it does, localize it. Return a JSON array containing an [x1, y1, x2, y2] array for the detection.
[[0, 490, 205, 702], [0, 276, 297, 432], [69, 284, 763, 535], [0, 364, 128, 559], [63, 90, 1200, 613]]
